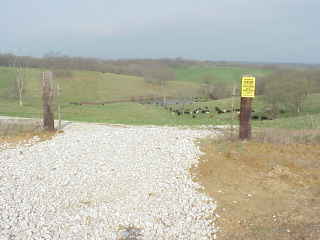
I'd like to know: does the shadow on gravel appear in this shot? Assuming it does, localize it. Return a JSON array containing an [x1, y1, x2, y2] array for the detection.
[[118, 225, 143, 240]]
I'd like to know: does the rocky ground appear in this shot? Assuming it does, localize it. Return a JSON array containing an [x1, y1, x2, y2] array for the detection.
[[0, 122, 218, 240]]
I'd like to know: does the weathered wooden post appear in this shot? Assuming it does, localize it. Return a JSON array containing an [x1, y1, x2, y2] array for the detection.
[[56, 83, 62, 130], [239, 75, 256, 140], [41, 71, 55, 131]]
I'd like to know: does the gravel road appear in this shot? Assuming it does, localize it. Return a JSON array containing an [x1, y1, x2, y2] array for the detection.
[[0, 123, 217, 239]]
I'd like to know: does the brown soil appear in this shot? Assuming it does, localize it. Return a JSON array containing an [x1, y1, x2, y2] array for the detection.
[[192, 140, 320, 239], [0, 130, 59, 148]]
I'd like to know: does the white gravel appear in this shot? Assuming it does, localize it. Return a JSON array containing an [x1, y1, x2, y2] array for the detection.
[[0, 123, 217, 239]]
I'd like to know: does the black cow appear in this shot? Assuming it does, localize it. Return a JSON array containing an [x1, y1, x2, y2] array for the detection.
[[215, 106, 224, 114]]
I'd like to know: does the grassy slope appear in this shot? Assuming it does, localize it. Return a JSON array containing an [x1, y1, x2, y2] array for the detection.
[[0, 67, 200, 103], [58, 71, 199, 102], [174, 66, 272, 84], [0, 66, 214, 125]]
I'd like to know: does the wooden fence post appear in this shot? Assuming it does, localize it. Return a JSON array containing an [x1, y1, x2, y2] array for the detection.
[[239, 97, 252, 140], [239, 75, 255, 140], [42, 71, 55, 131]]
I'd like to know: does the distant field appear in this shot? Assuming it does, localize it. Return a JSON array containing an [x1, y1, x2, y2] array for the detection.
[[1, 66, 319, 129], [0, 66, 272, 103], [0, 66, 200, 103], [173, 66, 272, 84]]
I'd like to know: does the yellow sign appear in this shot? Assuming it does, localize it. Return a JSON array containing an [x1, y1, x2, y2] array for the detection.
[[241, 76, 256, 98]]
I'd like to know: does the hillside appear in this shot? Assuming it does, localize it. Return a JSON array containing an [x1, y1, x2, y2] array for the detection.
[[174, 66, 272, 84], [0, 67, 200, 103], [1, 65, 319, 129]]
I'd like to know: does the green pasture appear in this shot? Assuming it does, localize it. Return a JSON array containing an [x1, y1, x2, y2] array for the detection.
[[1, 66, 319, 129], [0, 95, 319, 129], [173, 66, 272, 84], [0, 66, 200, 104], [0, 100, 236, 126]]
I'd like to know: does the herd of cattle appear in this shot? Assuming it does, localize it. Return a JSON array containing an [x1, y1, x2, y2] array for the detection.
[[69, 100, 274, 121], [163, 105, 273, 120]]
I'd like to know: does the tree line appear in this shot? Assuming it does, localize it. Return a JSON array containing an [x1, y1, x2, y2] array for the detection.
[[2, 53, 311, 77], [258, 69, 320, 115], [0, 54, 207, 77]]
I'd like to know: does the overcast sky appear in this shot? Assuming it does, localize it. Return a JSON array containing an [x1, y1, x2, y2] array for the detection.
[[1, 0, 319, 63]]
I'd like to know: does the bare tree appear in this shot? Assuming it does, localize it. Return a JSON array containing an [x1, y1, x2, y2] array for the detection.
[[15, 64, 26, 106], [9, 56, 27, 106], [263, 70, 310, 115]]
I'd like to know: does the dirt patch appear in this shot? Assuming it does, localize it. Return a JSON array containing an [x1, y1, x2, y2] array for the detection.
[[0, 131, 59, 149], [192, 140, 320, 239], [0, 119, 61, 148]]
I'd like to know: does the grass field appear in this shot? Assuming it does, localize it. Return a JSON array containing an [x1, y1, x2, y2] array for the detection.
[[0, 67, 200, 103], [173, 66, 272, 84], [0, 100, 235, 126], [1, 66, 319, 129]]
